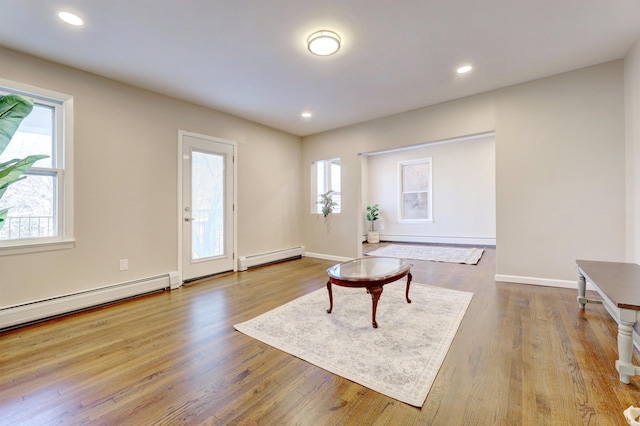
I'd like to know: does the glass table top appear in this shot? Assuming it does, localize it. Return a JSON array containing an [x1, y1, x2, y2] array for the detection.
[[327, 257, 410, 281]]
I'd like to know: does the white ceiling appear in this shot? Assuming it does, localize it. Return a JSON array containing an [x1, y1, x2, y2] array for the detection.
[[1, 1, 639, 136]]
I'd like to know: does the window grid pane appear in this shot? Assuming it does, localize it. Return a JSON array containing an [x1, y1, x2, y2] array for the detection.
[[0, 172, 57, 240], [400, 158, 432, 221], [0, 103, 54, 168]]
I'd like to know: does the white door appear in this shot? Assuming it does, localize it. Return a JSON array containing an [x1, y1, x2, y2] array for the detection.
[[180, 131, 235, 282]]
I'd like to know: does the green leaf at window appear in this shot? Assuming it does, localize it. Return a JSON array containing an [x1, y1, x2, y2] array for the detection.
[[0, 94, 34, 156], [0, 94, 48, 232], [0, 154, 48, 199]]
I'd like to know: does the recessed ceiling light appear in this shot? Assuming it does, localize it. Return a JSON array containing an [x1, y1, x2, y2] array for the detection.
[[457, 65, 473, 74], [301, 112, 312, 118], [307, 30, 341, 56], [57, 11, 84, 26]]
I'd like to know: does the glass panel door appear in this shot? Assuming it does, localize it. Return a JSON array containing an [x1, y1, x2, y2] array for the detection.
[[181, 133, 235, 282], [191, 151, 224, 260]]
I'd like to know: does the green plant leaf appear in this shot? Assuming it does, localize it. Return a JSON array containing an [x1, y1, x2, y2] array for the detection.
[[0, 94, 34, 157], [0, 157, 24, 169], [0, 154, 48, 196], [0, 208, 6, 232], [0, 95, 45, 229], [0, 154, 47, 181]]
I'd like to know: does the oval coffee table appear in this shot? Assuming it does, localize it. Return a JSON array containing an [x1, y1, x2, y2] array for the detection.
[[326, 257, 412, 328]]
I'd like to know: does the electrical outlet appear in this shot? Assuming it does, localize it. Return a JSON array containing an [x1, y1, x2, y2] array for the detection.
[[119, 259, 128, 271], [380, 224, 385, 230]]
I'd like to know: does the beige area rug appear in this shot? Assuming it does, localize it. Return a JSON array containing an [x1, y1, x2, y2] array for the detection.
[[234, 282, 473, 407], [366, 244, 484, 265]]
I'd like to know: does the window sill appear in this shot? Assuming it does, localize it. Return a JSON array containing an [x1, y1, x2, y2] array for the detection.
[[0, 239, 76, 256]]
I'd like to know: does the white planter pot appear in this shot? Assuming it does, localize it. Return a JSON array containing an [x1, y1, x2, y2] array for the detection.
[[367, 231, 380, 244]]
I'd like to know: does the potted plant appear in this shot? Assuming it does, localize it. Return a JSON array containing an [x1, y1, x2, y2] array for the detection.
[[318, 190, 338, 218], [366, 204, 380, 243], [0, 94, 47, 231]]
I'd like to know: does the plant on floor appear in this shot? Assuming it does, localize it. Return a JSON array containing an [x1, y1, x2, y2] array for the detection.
[[0, 94, 47, 231], [366, 204, 379, 231], [318, 190, 338, 217]]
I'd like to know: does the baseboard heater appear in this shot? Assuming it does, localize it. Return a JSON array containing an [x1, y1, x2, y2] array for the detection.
[[238, 246, 305, 271], [0, 273, 173, 331]]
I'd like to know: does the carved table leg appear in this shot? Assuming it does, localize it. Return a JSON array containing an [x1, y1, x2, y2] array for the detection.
[[577, 270, 587, 309], [616, 320, 635, 384], [406, 272, 412, 304], [326, 281, 333, 314], [369, 286, 383, 328]]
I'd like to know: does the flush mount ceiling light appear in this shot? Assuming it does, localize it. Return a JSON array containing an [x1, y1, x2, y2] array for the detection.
[[301, 112, 312, 118], [457, 65, 473, 74], [57, 11, 84, 26], [307, 30, 341, 56]]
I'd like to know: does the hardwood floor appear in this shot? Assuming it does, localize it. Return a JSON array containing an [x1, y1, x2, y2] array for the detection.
[[2, 245, 640, 425]]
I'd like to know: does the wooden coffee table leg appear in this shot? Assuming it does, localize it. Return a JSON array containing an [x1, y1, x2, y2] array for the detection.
[[406, 272, 412, 304], [326, 281, 333, 314], [369, 286, 383, 328]]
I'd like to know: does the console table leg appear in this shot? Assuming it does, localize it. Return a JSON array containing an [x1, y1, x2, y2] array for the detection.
[[577, 270, 587, 309], [405, 272, 412, 304], [369, 286, 383, 328], [326, 281, 333, 314], [617, 321, 634, 384]]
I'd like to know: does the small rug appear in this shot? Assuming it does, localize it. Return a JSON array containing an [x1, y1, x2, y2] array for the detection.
[[366, 244, 484, 265], [234, 282, 473, 407]]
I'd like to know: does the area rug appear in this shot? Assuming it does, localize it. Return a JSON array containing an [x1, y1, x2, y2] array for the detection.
[[234, 282, 473, 407], [366, 244, 484, 265]]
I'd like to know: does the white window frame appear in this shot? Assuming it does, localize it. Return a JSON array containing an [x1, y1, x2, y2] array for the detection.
[[0, 78, 74, 255], [398, 157, 432, 222], [310, 158, 341, 214]]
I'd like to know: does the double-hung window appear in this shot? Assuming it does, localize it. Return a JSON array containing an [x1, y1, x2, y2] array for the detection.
[[0, 79, 74, 254], [311, 158, 341, 214], [399, 157, 432, 221]]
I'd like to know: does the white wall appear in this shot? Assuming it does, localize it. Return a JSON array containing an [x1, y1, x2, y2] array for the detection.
[[302, 95, 494, 259], [626, 38, 640, 263], [494, 61, 625, 282], [0, 46, 302, 309], [364, 134, 496, 245], [302, 61, 626, 284]]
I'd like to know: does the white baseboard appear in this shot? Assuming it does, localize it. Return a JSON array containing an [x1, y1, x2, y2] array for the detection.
[[495, 274, 595, 290], [169, 271, 181, 289], [238, 246, 305, 271], [0, 273, 175, 330], [305, 252, 352, 263], [379, 234, 496, 246]]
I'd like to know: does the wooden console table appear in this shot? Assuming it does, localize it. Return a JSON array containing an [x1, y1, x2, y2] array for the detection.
[[576, 259, 640, 384]]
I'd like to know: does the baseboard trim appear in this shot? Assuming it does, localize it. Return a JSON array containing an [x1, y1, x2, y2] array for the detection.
[[495, 274, 595, 290], [380, 234, 496, 246], [305, 252, 352, 263], [0, 273, 174, 330], [238, 246, 305, 271]]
